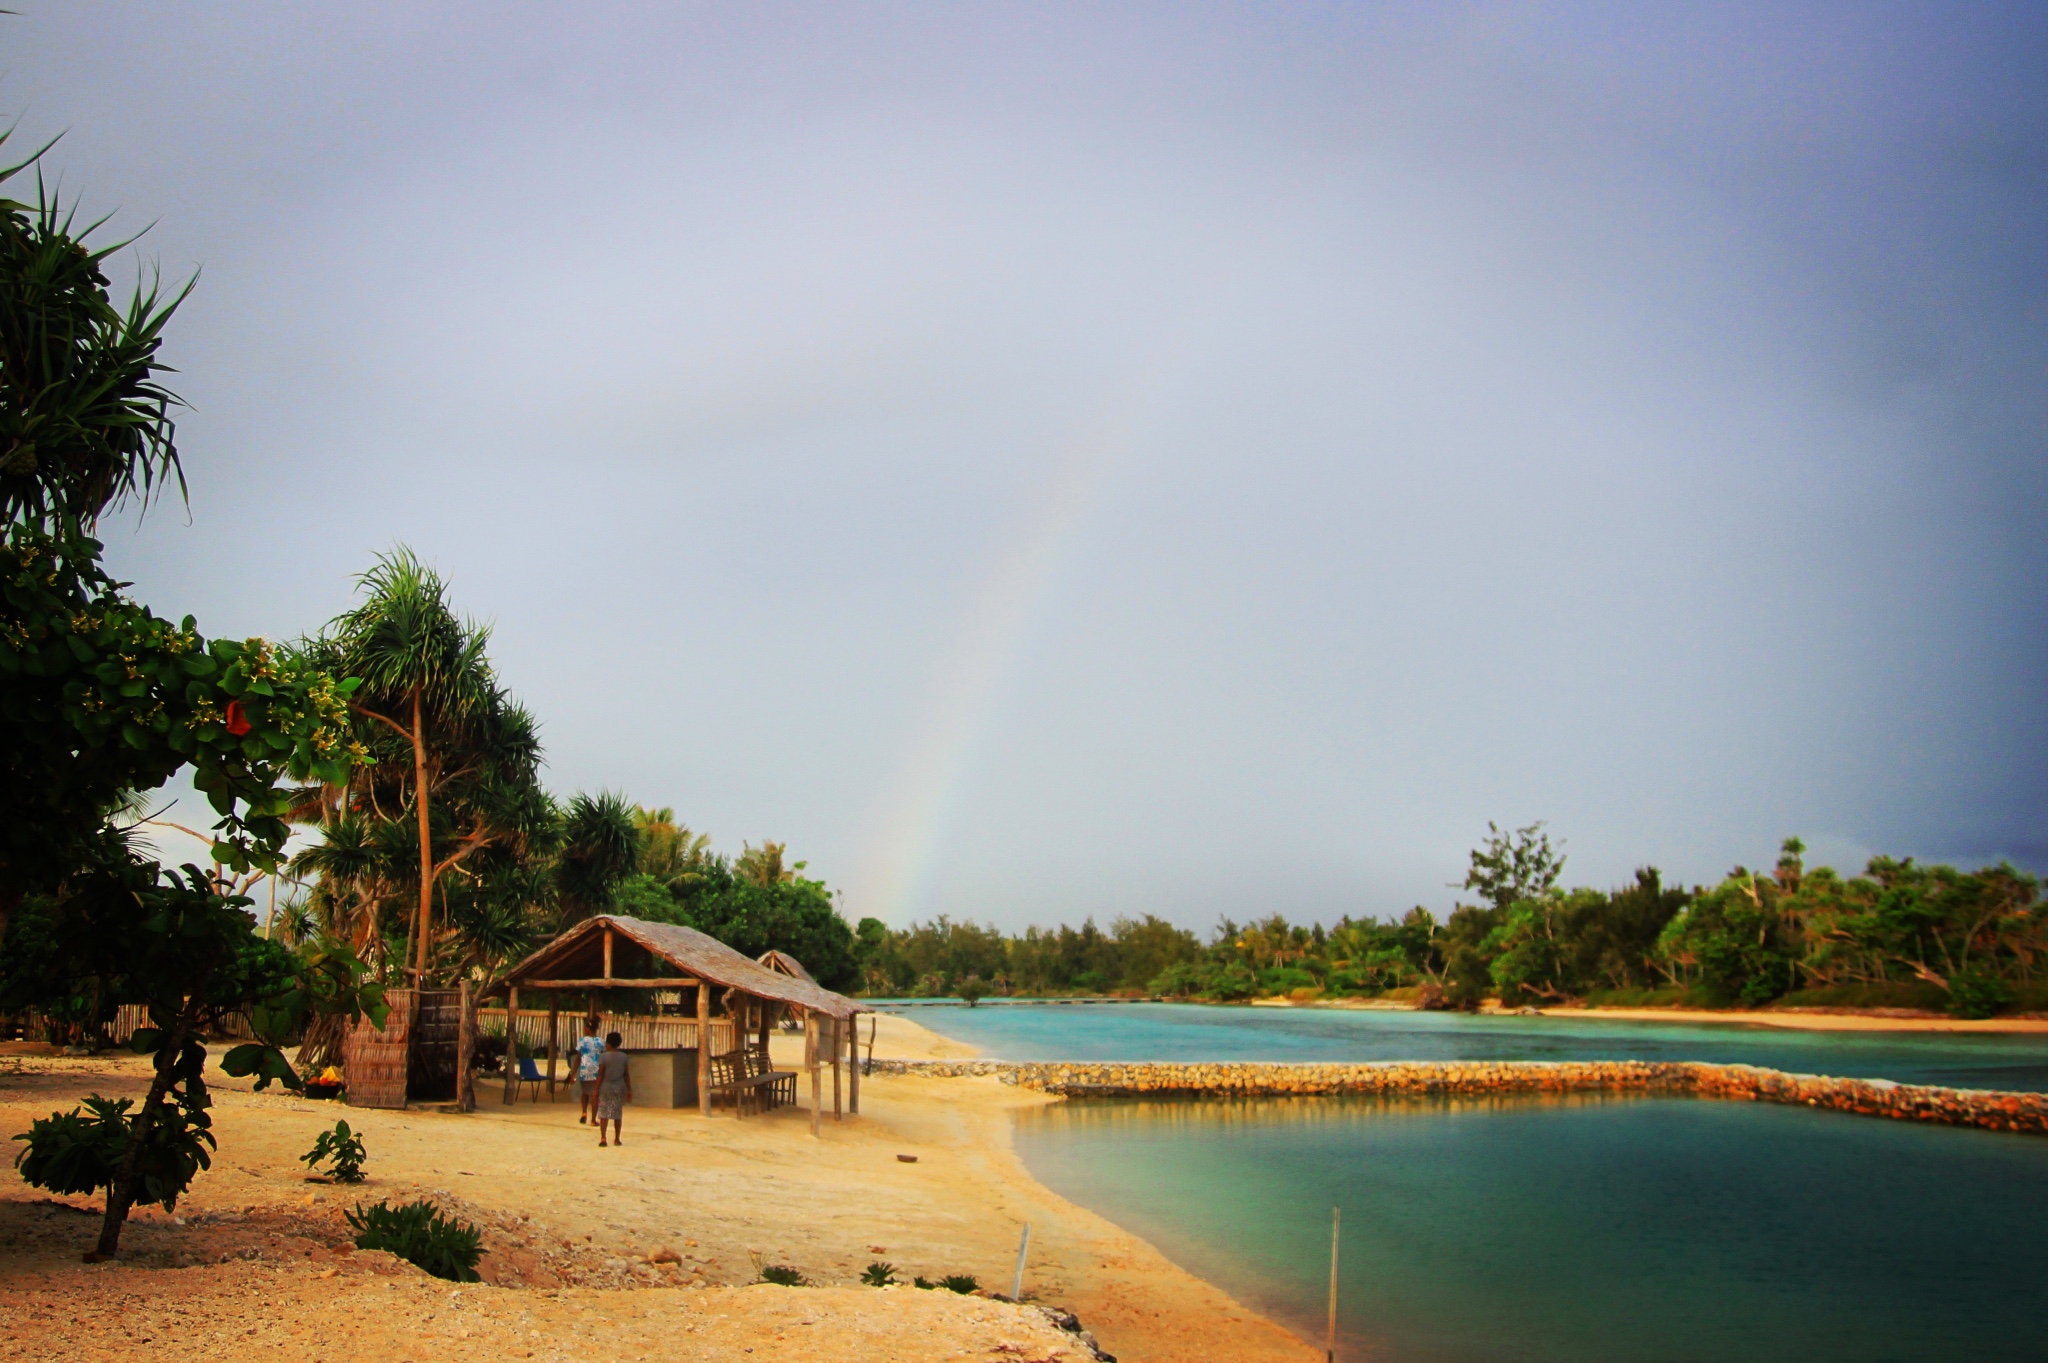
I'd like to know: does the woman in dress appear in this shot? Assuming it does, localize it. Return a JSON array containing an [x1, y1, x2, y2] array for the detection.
[[594, 1030, 632, 1147], [575, 1016, 606, 1124]]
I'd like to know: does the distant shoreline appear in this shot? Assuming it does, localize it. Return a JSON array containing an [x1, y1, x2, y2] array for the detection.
[[1289, 997, 2048, 1033], [867, 994, 2048, 1034]]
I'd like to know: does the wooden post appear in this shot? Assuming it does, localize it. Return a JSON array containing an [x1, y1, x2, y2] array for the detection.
[[696, 983, 712, 1117], [545, 994, 559, 1099], [806, 1013, 821, 1138], [456, 978, 476, 1112], [831, 1015, 843, 1121], [847, 1013, 860, 1115], [500, 986, 519, 1104], [1326, 1205, 1340, 1363], [1011, 1223, 1031, 1301], [602, 923, 614, 980]]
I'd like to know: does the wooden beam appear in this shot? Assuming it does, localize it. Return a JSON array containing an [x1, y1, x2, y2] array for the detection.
[[456, 978, 476, 1113], [508, 977, 698, 990], [500, 985, 519, 1105], [847, 1015, 859, 1116], [545, 995, 559, 1100], [696, 983, 712, 1118], [602, 924, 614, 980], [807, 1013, 821, 1139], [832, 1017, 842, 1123]]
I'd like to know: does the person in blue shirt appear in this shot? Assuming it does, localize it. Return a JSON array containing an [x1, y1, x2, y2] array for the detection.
[[574, 1016, 607, 1124]]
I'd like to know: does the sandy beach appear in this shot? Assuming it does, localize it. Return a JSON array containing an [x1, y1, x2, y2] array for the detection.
[[1269, 996, 2048, 1033], [0, 1015, 1317, 1363], [1518, 1005, 2048, 1033]]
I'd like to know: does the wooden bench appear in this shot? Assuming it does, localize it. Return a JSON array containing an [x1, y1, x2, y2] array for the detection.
[[707, 1046, 797, 1117]]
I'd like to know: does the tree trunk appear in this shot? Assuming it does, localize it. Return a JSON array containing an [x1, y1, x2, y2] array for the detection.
[[410, 688, 433, 983], [0, 883, 20, 961], [92, 1011, 192, 1260], [456, 977, 476, 1112]]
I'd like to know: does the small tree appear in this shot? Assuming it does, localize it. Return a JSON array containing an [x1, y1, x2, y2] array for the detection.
[[1460, 821, 1566, 913], [1, 130, 382, 1259]]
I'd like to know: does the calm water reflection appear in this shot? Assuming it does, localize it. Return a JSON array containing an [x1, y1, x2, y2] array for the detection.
[[1015, 1093, 2048, 1363]]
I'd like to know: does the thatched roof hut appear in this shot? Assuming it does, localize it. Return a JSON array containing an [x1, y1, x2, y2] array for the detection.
[[490, 915, 864, 1132]]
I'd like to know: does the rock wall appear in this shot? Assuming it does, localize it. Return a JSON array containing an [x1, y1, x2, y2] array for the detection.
[[862, 1058, 2048, 1134]]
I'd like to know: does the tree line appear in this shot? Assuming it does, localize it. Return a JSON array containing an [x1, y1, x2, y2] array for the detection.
[[852, 824, 2046, 1019]]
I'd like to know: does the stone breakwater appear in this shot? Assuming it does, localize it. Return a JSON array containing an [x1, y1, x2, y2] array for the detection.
[[863, 1059, 2048, 1135]]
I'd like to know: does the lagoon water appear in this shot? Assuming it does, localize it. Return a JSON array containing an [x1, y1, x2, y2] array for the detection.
[[897, 1004, 2048, 1362], [890, 1000, 2048, 1089], [1016, 1093, 2048, 1363]]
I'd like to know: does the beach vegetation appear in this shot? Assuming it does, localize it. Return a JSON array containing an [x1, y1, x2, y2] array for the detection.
[[758, 1263, 807, 1286], [299, 1118, 367, 1183], [0, 125, 409, 1263], [852, 829, 2045, 1018], [346, 1198, 482, 1281], [861, 1260, 899, 1286]]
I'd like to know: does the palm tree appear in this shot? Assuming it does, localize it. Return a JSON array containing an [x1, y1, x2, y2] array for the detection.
[[634, 805, 714, 891], [555, 792, 639, 928], [319, 548, 496, 981], [736, 841, 795, 888]]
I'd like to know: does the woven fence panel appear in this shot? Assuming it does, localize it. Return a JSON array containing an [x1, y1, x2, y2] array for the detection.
[[344, 988, 413, 1109], [478, 1008, 734, 1056]]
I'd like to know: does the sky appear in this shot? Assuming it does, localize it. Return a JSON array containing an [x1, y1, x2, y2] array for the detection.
[[7, 2, 2044, 931]]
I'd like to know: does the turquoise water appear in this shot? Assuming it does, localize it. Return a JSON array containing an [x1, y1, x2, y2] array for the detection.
[[895, 1004, 2048, 1360], [888, 1001, 2048, 1090], [1015, 1093, 2048, 1363]]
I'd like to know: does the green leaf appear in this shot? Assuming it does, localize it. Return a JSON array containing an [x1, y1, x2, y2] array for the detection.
[[128, 1027, 165, 1054]]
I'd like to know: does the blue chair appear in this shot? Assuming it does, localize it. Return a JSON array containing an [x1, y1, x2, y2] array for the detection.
[[514, 1055, 544, 1102]]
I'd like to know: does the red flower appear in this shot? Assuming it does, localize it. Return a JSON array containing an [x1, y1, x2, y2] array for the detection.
[[224, 700, 252, 737]]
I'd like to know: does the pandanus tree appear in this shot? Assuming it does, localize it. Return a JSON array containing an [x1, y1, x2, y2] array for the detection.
[[317, 549, 500, 982], [1, 131, 382, 1259], [555, 791, 639, 928]]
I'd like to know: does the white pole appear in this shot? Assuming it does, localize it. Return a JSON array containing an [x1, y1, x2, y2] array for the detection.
[[1326, 1206, 1340, 1362], [1011, 1222, 1031, 1301]]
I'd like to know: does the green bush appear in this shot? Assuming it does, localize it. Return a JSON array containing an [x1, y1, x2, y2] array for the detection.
[[346, 1199, 482, 1282], [12, 1096, 131, 1197], [299, 1119, 366, 1183], [12, 1093, 215, 1213], [938, 1273, 980, 1294], [1946, 970, 2011, 1020], [861, 1260, 898, 1286], [1257, 966, 1318, 997], [758, 1264, 806, 1286], [1769, 982, 1949, 1012]]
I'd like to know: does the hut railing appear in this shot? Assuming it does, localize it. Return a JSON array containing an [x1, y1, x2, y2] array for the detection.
[[476, 1007, 734, 1056]]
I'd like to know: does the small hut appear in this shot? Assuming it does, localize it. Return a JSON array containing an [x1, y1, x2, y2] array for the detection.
[[757, 949, 816, 984], [490, 915, 867, 1135]]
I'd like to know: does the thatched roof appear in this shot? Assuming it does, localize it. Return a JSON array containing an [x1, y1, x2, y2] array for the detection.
[[498, 915, 864, 1020], [756, 949, 817, 984]]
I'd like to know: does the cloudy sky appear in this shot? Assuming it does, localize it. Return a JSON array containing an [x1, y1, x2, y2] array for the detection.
[[10, 2, 2044, 930]]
